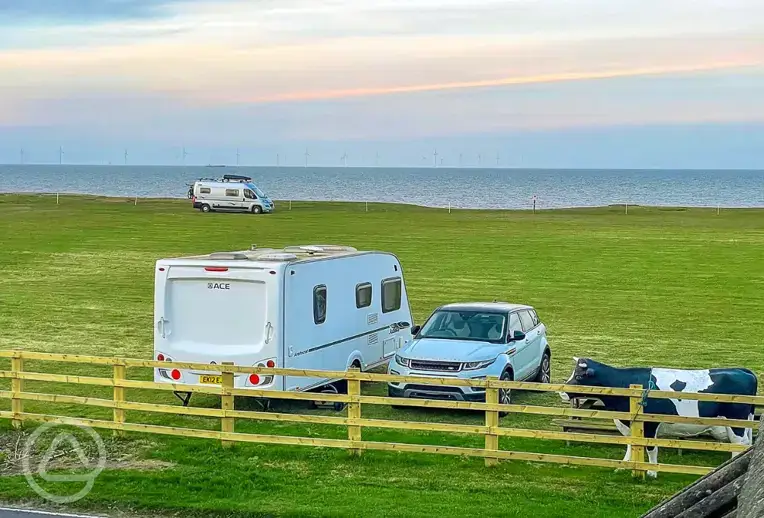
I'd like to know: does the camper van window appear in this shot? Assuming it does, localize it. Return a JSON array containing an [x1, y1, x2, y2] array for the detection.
[[225, 189, 240, 197], [199, 187, 211, 194], [244, 189, 256, 199], [355, 283, 372, 308], [381, 277, 401, 313], [313, 285, 327, 324]]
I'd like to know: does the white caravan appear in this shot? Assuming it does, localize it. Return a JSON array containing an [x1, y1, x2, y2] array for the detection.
[[153, 244, 413, 399]]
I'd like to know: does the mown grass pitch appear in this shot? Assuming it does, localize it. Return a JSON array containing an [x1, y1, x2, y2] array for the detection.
[[0, 194, 762, 517]]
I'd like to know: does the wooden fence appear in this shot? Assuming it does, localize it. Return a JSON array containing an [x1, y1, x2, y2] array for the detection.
[[0, 350, 762, 478]]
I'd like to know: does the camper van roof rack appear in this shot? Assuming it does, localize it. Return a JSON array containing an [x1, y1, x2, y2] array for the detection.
[[221, 174, 252, 182]]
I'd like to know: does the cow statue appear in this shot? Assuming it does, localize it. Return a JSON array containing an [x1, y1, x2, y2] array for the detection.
[[561, 357, 757, 478]]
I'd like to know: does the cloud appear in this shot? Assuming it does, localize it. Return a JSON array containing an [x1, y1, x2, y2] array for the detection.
[[221, 61, 762, 104]]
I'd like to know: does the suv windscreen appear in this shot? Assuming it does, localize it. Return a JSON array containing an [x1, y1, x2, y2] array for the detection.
[[418, 310, 506, 343]]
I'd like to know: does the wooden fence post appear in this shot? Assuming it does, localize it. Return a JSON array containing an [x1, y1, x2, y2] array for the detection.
[[11, 351, 24, 430], [485, 376, 499, 467], [347, 368, 362, 456], [113, 361, 126, 437], [629, 383, 646, 479], [221, 362, 235, 448]]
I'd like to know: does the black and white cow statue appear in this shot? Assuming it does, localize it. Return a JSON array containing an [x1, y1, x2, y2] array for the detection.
[[561, 358, 757, 478]]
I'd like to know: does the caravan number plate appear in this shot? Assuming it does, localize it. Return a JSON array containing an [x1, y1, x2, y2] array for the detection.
[[200, 375, 223, 384]]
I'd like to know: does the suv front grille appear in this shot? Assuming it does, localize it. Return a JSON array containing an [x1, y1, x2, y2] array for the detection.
[[409, 360, 462, 372]]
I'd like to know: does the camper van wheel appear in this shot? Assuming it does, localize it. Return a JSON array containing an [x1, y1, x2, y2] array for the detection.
[[251, 205, 262, 214], [200, 204, 211, 213]]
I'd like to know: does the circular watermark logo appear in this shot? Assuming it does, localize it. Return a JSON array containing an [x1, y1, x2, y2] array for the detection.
[[21, 423, 107, 504]]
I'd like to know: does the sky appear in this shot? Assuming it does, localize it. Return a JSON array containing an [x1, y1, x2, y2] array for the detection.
[[0, 0, 763, 168]]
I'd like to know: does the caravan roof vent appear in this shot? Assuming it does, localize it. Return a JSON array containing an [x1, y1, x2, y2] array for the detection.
[[257, 252, 298, 261], [208, 252, 249, 260], [312, 244, 357, 252], [283, 245, 357, 254]]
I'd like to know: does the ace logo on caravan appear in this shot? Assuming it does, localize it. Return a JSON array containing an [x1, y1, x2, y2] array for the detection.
[[207, 282, 230, 290]]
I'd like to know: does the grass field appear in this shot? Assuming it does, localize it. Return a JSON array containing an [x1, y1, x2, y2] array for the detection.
[[0, 194, 763, 517]]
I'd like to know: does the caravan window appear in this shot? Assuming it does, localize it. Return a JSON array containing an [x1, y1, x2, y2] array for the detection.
[[225, 189, 240, 197], [199, 187, 211, 194], [381, 277, 401, 313], [355, 283, 372, 308], [313, 285, 327, 324]]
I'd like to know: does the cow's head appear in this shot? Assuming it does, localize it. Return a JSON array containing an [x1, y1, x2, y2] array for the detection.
[[559, 357, 598, 402]]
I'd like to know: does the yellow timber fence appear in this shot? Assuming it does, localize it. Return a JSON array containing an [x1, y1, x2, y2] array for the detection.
[[0, 350, 762, 478]]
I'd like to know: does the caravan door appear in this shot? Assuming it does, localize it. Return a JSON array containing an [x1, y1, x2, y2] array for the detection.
[[154, 263, 280, 388]]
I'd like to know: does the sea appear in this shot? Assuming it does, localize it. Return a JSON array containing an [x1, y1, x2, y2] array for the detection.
[[0, 165, 762, 210]]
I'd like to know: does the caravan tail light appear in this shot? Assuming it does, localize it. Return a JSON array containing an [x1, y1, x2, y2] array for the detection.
[[157, 353, 165, 361], [266, 359, 275, 368], [205, 267, 228, 272], [170, 369, 181, 381], [249, 374, 261, 385]]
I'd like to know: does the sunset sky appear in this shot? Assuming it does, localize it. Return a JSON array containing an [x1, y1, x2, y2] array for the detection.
[[1, 0, 763, 167]]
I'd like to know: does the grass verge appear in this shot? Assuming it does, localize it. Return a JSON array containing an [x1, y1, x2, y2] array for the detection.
[[0, 194, 762, 517]]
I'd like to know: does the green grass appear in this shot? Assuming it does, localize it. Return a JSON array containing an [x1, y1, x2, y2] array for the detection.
[[0, 194, 763, 517]]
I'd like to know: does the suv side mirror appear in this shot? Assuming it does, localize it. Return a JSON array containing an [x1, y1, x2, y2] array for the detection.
[[508, 330, 525, 342], [411, 325, 421, 335]]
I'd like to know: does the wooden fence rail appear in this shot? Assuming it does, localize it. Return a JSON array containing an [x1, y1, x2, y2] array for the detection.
[[1, 350, 762, 478]]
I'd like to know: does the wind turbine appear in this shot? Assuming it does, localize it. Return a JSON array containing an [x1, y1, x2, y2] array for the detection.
[[433, 149, 439, 167], [20, 148, 24, 165], [477, 153, 482, 167], [459, 153, 463, 167], [276, 153, 280, 167], [496, 153, 500, 167], [124, 149, 128, 165], [375, 152, 380, 167], [304, 148, 310, 168], [182, 146, 189, 165], [59, 146, 64, 165], [341, 152, 348, 167], [236, 148, 240, 166]]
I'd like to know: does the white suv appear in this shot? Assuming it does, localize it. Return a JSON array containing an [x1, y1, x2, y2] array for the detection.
[[387, 302, 551, 404]]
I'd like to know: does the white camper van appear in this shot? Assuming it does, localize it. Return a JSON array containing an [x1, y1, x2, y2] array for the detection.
[[153, 244, 413, 400], [191, 175, 274, 214]]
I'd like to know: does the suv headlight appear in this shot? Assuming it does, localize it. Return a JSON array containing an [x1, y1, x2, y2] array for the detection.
[[395, 354, 410, 368], [463, 359, 496, 370]]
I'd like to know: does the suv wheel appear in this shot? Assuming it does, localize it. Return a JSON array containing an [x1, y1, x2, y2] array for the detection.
[[535, 352, 551, 383], [498, 370, 512, 417]]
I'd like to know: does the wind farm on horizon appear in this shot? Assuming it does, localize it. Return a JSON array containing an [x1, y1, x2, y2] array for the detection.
[[4, 145, 513, 169]]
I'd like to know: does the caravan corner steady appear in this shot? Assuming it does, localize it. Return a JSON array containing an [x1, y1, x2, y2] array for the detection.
[[153, 244, 413, 403]]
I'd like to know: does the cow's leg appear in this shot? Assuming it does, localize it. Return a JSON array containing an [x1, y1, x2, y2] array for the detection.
[[613, 419, 631, 470], [643, 423, 660, 479], [725, 421, 751, 458], [746, 413, 755, 444], [646, 447, 658, 478]]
